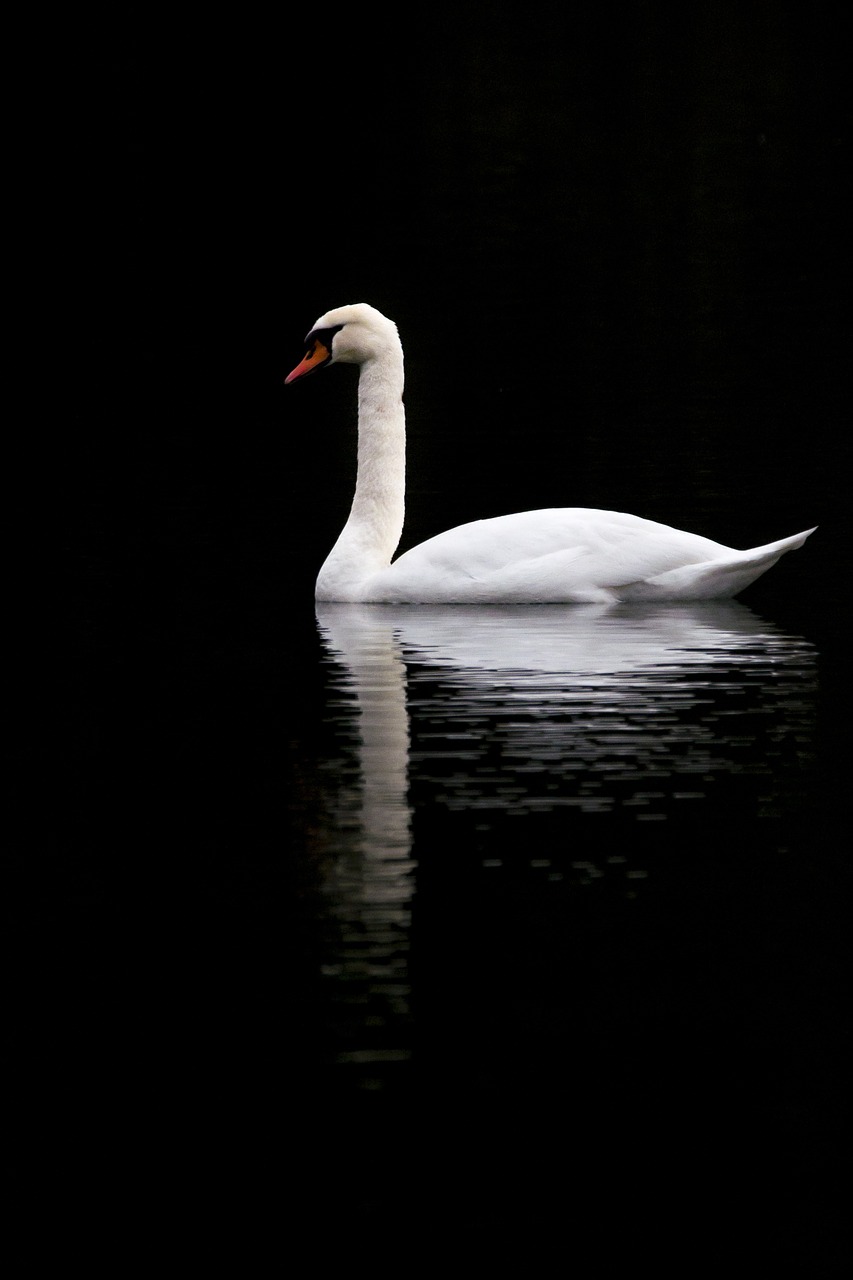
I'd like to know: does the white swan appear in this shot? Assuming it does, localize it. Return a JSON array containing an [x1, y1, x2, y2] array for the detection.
[[286, 303, 815, 604]]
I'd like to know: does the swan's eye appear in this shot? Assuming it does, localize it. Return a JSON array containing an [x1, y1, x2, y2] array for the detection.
[[311, 324, 344, 348]]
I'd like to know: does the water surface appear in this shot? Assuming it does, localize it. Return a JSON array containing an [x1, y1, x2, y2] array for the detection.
[[308, 602, 819, 1091]]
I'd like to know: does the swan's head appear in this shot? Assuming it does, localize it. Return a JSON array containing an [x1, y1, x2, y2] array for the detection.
[[285, 303, 400, 383]]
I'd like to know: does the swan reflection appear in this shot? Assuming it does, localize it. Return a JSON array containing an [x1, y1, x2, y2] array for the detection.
[[314, 601, 817, 1074]]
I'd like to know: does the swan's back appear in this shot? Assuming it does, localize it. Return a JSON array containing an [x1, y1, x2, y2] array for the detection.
[[355, 509, 813, 604]]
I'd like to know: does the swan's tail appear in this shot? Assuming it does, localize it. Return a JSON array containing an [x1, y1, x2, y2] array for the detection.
[[622, 527, 817, 602]]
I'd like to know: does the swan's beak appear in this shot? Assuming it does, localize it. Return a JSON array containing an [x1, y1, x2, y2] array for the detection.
[[285, 337, 333, 384]]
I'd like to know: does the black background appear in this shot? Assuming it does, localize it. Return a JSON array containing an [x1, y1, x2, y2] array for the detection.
[[9, 3, 850, 1268], [46, 5, 847, 584]]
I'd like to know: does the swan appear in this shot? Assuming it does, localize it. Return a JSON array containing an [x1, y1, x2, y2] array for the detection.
[[286, 303, 815, 604]]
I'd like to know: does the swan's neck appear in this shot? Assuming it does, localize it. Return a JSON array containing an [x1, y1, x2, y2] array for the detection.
[[316, 350, 406, 601]]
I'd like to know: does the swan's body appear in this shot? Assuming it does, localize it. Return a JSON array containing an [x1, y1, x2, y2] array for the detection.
[[286, 303, 815, 604]]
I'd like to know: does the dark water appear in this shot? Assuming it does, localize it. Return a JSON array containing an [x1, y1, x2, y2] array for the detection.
[[287, 601, 841, 1258], [314, 600, 820, 1073], [12, 6, 849, 1269]]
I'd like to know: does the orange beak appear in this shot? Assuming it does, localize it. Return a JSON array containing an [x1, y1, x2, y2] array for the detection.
[[285, 337, 333, 384]]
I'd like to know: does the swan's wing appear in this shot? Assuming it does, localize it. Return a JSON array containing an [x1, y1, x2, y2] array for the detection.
[[369, 509, 734, 603]]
